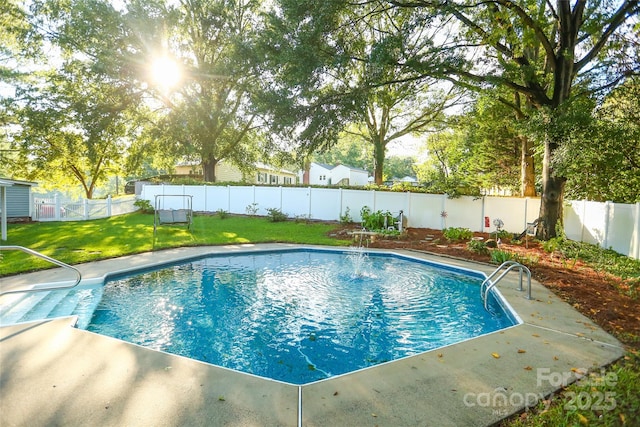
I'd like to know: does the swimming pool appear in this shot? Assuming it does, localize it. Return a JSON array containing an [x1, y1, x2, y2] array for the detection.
[[85, 249, 518, 385]]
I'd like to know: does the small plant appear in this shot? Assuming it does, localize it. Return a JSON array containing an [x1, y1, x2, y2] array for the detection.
[[490, 249, 518, 264], [467, 239, 488, 254], [216, 209, 229, 219], [360, 206, 394, 231], [340, 207, 353, 224], [442, 227, 474, 241], [293, 214, 311, 223], [494, 229, 512, 240], [379, 228, 401, 238], [133, 199, 154, 214], [266, 207, 288, 222], [245, 202, 259, 216], [542, 236, 563, 254]]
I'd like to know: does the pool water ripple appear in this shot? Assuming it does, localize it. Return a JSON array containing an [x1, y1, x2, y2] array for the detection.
[[85, 250, 516, 384]]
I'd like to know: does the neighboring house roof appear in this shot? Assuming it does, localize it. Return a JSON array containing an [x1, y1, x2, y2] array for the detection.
[[254, 162, 296, 175], [312, 162, 368, 174], [341, 165, 369, 174], [0, 178, 38, 187], [312, 162, 335, 171]]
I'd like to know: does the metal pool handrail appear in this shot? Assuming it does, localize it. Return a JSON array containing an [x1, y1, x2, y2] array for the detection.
[[0, 246, 82, 296], [481, 261, 532, 310]]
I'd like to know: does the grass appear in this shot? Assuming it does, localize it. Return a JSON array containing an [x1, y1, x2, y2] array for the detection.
[[0, 212, 351, 275], [502, 351, 639, 426]]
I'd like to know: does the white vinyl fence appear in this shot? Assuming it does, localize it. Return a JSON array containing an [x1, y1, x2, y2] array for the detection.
[[33, 194, 137, 221], [141, 184, 640, 259]]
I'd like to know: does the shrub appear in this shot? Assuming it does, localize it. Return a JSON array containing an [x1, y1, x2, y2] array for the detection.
[[492, 229, 513, 241], [216, 209, 229, 219], [490, 249, 518, 264], [340, 207, 353, 224], [245, 203, 259, 216], [360, 206, 395, 231], [293, 214, 312, 223], [266, 207, 288, 222], [542, 236, 563, 254], [133, 199, 153, 214], [443, 227, 473, 241], [467, 239, 489, 254]]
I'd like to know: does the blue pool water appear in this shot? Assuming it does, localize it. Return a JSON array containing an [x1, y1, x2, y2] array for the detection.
[[86, 249, 517, 384]]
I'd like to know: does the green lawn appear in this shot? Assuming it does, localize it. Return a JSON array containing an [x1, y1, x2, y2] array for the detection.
[[0, 212, 351, 275]]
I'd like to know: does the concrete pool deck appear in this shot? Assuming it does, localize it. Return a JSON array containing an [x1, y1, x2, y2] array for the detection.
[[0, 244, 626, 426]]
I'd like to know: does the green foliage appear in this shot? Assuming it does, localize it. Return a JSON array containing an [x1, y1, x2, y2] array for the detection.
[[541, 236, 563, 254], [421, 94, 525, 196], [293, 214, 312, 223], [490, 250, 518, 264], [260, 1, 455, 185], [466, 239, 488, 254], [215, 209, 229, 219], [384, 156, 417, 181], [340, 207, 353, 224], [548, 79, 640, 203], [8, 65, 136, 198], [542, 234, 640, 298], [133, 199, 153, 214], [360, 206, 394, 231], [442, 227, 473, 241], [503, 352, 640, 427], [312, 133, 371, 171], [491, 229, 513, 242], [245, 203, 259, 216], [414, 130, 483, 197], [265, 208, 288, 222]]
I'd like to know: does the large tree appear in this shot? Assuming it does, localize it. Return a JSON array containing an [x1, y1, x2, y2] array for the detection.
[[260, 1, 458, 183], [552, 78, 640, 203], [151, 0, 264, 182], [463, 91, 535, 195], [0, 0, 44, 176], [10, 64, 138, 198], [388, 0, 639, 238], [4, 0, 145, 197]]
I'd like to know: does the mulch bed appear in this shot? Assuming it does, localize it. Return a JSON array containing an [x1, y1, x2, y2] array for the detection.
[[328, 226, 640, 349]]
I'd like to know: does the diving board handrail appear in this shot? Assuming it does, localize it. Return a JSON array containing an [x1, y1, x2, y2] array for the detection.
[[0, 246, 82, 296], [481, 261, 532, 310]]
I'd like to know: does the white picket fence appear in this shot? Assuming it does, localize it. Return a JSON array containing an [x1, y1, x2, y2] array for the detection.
[[33, 194, 137, 221], [141, 184, 640, 260]]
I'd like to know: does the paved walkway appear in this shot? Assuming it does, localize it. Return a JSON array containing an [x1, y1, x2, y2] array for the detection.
[[0, 245, 625, 426]]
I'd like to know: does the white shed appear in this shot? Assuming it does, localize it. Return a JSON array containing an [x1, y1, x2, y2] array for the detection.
[[0, 178, 37, 240]]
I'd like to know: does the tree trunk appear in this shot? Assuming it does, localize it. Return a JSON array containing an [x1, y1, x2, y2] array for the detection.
[[202, 157, 217, 182], [373, 138, 385, 185], [520, 135, 536, 197], [537, 139, 566, 239]]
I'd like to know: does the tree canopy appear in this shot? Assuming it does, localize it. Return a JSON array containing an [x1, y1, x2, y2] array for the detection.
[[385, 0, 639, 237], [1, 0, 638, 227]]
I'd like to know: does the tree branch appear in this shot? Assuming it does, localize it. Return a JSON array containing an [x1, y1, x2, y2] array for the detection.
[[575, 1, 640, 72]]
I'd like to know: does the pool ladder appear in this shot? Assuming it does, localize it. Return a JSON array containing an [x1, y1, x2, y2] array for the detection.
[[481, 261, 532, 311], [0, 246, 82, 296]]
